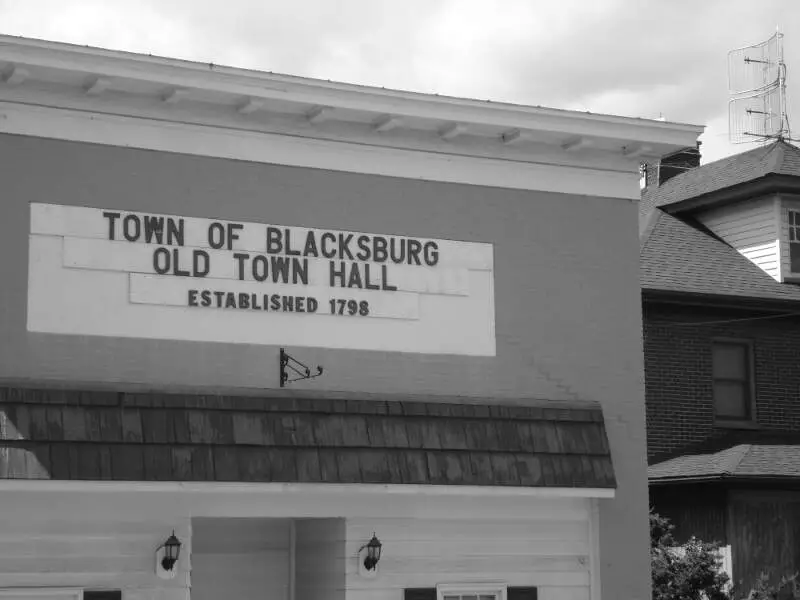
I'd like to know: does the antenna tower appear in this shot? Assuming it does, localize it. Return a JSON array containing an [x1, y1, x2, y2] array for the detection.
[[728, 28, 793, 144]]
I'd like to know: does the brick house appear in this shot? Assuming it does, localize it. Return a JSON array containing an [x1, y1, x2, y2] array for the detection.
[[642, 140, 800, 589]]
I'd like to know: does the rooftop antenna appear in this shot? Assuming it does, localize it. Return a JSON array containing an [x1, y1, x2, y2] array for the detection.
[[728, 27, 794, 144]]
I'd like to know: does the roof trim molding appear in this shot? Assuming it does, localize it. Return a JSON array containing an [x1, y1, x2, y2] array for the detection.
[[0, 35, 702, 197]]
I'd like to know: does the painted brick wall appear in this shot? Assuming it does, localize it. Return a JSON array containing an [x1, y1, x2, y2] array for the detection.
[[0, 133, 649, 600], [644, 301, 800, 461]]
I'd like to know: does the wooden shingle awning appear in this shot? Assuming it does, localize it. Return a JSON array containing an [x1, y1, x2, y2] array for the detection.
[[0, 387, 615, 489]]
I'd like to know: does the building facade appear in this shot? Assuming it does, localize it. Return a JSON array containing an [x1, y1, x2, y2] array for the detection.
[[642, 141, 800, 589], [0, 36, 701, 600]]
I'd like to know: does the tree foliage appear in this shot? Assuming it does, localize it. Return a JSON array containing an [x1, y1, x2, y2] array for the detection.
[[650, 510, 730, 600], [650, 511, 797, 600]]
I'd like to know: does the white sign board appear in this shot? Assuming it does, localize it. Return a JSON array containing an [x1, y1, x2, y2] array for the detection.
[[27, 203, 496, 355]]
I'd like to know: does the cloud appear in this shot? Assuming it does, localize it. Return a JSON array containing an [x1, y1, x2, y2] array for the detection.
[[0, 0, 798, 163]]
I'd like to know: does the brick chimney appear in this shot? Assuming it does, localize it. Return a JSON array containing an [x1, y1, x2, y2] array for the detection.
[[644, 142, 701, 187]]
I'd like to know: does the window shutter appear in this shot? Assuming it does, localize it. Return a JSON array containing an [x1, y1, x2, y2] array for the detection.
[[508, 587, 538, 600], [84, 591, 122, 600], [405, 589, 437, 600]]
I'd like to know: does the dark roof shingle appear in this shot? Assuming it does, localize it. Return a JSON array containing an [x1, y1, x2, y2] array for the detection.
[[644, 140, 800, 210], [649, 431, 800, 482], [0, 386, 616, 489], [640, 208, 800, 303]]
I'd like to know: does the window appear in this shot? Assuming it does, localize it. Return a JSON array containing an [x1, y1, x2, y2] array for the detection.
[[712, 340, 754, 421], [405, 586, 536, 600], [789, 209, 800, 273]]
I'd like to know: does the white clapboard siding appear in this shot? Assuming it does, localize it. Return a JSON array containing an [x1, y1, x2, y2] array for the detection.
[[343, 517, 592, 600], [191, 518, 289, 600], [0, 517, 191, 593], [295, 519, 345, 600], [696, 197, 780, 280]]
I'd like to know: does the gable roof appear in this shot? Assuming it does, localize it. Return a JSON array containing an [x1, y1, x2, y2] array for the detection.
[[649, 431, 800, 483], [644, 140, 800, 211], [640, 208, 800, 304]]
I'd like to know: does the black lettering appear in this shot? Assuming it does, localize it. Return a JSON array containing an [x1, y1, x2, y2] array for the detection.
[[338, 233, 354, 260], [227, 223, 243, 250], [214, 291, 226, 307], [103, 211, 121, 240], [303, 232, 319, 258], [293, 258, 308, 285], [153, 247, 170, 274], [270, 294, 281, 310], [143, 216, 164, 244], [330, 261, 346, 287], [225, 292, 237, 308], [381, 265, 398, 291], [271, 256, 291, 284], [285, 228, 301, 256], [347, 264, 363, 288], [193, 250, 210, 277], [167, 218, 185, 246], [250, 294, 262, 310], [423, 241, 439, 266], [364, 264, 379, 290], [282, 296, 294, 312], [295, 297, 306, 312], [123, 215, 141, 242], [188, 289, 198, 306], [390, 238, 406, 264], [407, 239, 422, 266], [321, 233, 336, 258], [307, 297, 319, 313], [208, 222, 225, 249], [239, 293, 250, 309], [252, 255, 268, 282], [233, 253, 249, 280], [173, 249, 190, 277], [356, 235, 371, 261], [373, 236, 388, 263], [201, 290, 212, 307], [266, 227, 283, 254]]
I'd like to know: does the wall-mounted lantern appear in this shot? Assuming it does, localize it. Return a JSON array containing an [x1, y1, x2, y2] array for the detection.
[[357, 533, 382, 578], [155, 530, 182, 579]]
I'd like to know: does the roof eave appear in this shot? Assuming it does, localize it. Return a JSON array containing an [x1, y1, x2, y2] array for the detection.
[[649, 473, 800, 486], [0, 34, 704, 155], [661, 173, 800, 214], [642, 288, 800, 311]]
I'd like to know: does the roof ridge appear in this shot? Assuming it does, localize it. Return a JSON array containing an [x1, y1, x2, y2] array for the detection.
[[640, 208, 664, 251], [766, 140, 786, 172], [724, 443, 752, 475]]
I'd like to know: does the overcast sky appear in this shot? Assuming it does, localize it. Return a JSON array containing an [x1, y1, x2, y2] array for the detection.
[[0, 0, 797, 163]]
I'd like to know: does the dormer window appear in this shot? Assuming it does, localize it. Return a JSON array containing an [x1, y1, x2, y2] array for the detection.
[[789, 209, 800, 273]]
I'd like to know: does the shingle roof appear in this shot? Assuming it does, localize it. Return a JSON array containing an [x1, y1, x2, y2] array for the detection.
[[644, 140, 800, 210], [649, 431, 800, 482], [0, 386, 616, 489], [640, 208, 800, 303]]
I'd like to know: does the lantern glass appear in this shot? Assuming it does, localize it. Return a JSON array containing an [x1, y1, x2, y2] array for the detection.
[[165, 532, 181, 560], [365, 533, 382, 568]]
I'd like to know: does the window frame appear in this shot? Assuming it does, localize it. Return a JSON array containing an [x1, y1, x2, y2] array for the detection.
[[788, 208, 800, 275], [437, 583, 507, 600], [711, 337, 756, 425]]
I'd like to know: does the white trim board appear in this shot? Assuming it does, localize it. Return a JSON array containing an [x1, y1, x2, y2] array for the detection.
[[0, 482, 602, 521], [0, 480, 614, 498], [0, 101, 640, 199]]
